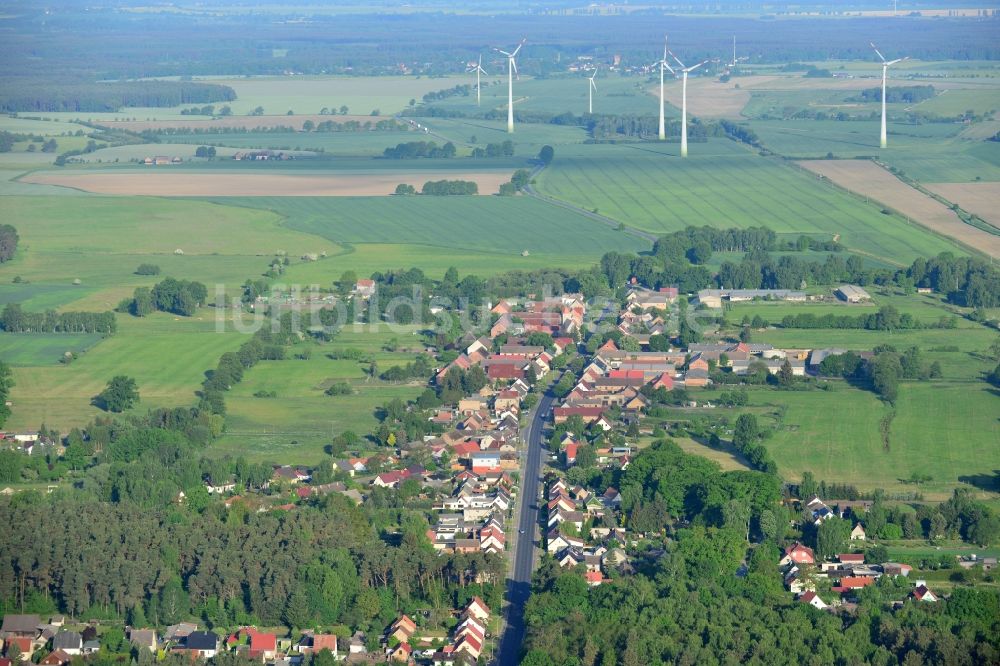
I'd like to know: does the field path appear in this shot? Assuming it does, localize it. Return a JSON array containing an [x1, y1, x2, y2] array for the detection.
[[798, 160, 1000, 258]]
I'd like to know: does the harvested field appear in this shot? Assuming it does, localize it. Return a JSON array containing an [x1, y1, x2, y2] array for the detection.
[[21, 171, 513, 196], [797, 159, 1000, 258], [925, 182, 1000, 232], [94, 114, 398, 132], [646, 76, 773, 119]]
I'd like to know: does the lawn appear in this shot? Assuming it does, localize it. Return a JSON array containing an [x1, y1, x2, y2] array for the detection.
[[0, 332, 105, 366], [4, 314, 245, 431], [210, 325, 428, 464], [534, 140, 965, 264]]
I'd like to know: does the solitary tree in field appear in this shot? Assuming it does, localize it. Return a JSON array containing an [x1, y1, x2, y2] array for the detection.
[[95, 375, 140, 412]]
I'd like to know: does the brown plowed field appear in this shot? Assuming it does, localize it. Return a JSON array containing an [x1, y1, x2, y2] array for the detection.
[[798, 159, 1000, 258], [21, 171, 513, 197]]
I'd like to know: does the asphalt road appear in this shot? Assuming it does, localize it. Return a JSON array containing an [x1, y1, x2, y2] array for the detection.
[[495, 390, 555, 666]]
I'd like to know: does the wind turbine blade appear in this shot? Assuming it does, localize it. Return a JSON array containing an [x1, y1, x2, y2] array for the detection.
[[688, 60, 709, 73], [496, 49, 511, 57], [886, 57, 907, 66], [512, 58, 518, 80], [870, 42, 886, 62], [479, 66, 488, 75], [668, 50, 686, 69], [591, 79, 597, 91], [512, 39, 525, 57]]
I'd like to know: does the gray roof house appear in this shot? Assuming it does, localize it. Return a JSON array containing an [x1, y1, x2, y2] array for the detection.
[[52, 631, 83, 655]]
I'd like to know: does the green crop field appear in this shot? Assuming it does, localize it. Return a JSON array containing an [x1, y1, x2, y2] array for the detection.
[[746, 119, 1000, 182], [748, 381, 1000, 500], [534, 140, 965, 264], [211, 325, 428, 464], [215, 195, 647, 257], [0, 117, 89, 135], [193, 75, 466, 116], [4, 314, 245, 431], [416, 74, 672, 119], [0, 332, 105, 366]]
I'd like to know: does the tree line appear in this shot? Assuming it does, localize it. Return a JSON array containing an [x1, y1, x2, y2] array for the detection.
[[851, 85, 936, 104], [0, 304, 116, 334], [0, 79, 236, 113], [382, 140, 456, 159]]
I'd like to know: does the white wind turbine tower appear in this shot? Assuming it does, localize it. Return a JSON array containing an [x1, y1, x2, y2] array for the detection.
[[468, 55, 488, 106], [653, 37, 676, 141], [668, 47, 709, 157], [587, 66, 599, 114], [495, 39, 525, 133], [871, 42, 908, 149]]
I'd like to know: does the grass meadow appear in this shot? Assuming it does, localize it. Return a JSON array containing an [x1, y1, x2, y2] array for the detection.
[[0, 333, 105, 366], [737, 381, 1000, 501], [4, 314, 245, 431], [211, 325, 428, 464], [0, 196, 339, 309], [534, 140, 964, 264]]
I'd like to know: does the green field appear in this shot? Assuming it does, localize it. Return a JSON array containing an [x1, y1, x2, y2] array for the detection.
[[747, 119, 1000, 182], [160, 131, 422, 156], [211, 326, 427, 464], [0, 332, 105, 366], [0, 196, 340, 308], [4, 314, 244, 431], [416, 74, 673, 119], [534, 140, 965, 264], [214, 195, 647, 256], [195, 75, 466, 117], [747, 381, 1000, 501]]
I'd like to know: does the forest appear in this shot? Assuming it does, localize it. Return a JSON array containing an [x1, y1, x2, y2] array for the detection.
[[0, 80, 236, 113]]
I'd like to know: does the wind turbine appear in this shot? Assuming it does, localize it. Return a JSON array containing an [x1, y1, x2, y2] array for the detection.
[[468, 55, 488, 106], [587, 67, 599, 114], [668, 47, 709, 157], [495, 39, 525, 133], [871, 42, 909, 149], [653, 37, 675, 141]]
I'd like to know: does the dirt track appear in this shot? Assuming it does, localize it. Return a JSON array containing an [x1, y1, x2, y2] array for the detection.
[[798, 160, 1000, 258], [21, 171, 513, 196]]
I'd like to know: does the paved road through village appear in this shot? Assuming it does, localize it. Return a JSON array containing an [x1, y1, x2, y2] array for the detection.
[[495, 390, 555, 665]]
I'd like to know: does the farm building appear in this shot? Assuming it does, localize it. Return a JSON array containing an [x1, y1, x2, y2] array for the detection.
[[696, 289, 807, 308], [836, 285, 872, 303]]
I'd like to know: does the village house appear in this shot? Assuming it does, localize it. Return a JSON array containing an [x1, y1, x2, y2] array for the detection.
[[128, 629, 158, 653], [798, 591, 828, 610], [780, 542, 816, 566]]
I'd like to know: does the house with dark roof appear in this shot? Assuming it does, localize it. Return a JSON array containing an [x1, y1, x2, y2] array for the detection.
[[1, 615, 40, 638], [180, 632, 218, 658], [51, 631, 82, 655]]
